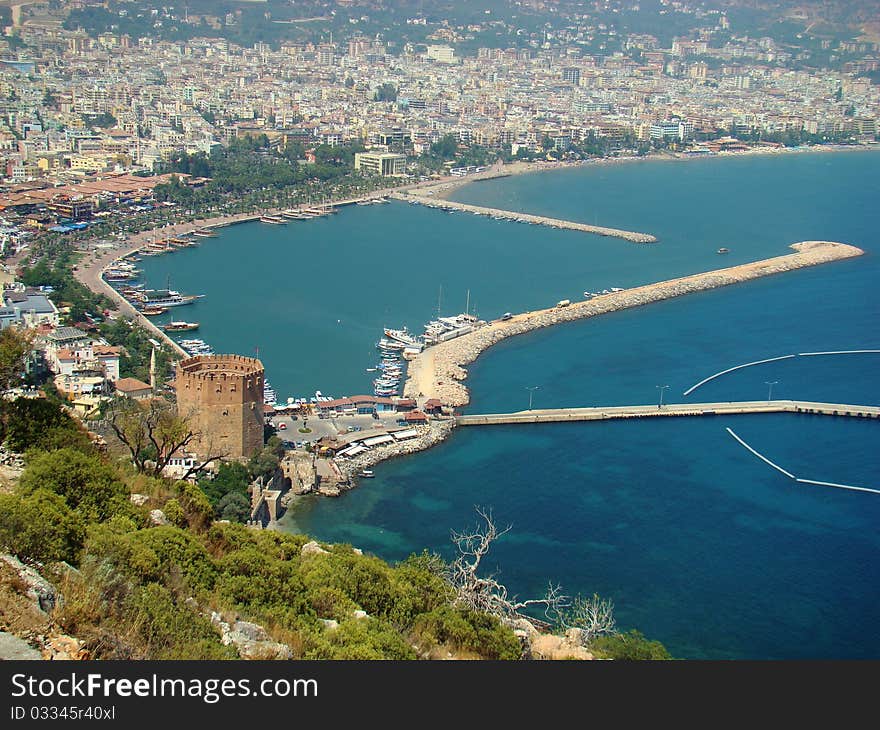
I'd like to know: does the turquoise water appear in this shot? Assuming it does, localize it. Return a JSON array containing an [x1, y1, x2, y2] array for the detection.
[[140, 150, 880, 658]]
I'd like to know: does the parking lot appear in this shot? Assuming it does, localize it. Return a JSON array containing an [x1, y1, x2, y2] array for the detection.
[[268, 410, 409, 450]]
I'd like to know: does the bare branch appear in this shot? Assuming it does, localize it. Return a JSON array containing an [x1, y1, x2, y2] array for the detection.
[[447, 507, 569, 627]]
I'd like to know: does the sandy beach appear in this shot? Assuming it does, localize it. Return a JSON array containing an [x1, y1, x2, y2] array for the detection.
[[403, 241, 865, 407]]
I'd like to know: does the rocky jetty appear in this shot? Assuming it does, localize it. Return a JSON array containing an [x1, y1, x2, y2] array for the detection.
[[334, 420, 457, 485], [405, 241, 864, 407]]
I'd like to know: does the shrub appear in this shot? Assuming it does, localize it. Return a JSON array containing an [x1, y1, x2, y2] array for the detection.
[[19, 448, 128, 522], [589, 630, 673, 660], [0, 488, 86, 564]]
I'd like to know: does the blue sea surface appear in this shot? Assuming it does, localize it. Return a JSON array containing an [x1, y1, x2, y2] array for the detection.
[[141, 149, 880, 658]]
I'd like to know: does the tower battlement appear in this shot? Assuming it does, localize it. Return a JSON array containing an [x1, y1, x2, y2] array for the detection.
[[175, 354, 265, 459]]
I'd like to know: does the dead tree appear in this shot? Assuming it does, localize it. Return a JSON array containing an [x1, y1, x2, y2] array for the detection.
[[448, 507, 569, 626], [559, 593, 617, 646], [105, 398, 225, 478]]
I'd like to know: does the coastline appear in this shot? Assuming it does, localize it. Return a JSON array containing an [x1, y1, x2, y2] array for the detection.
[[308, 240, 864, 498], [420, 143, 880, 202]]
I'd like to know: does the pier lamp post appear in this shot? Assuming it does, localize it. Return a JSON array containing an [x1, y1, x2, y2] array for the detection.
[[526, 386, 540, 411], [656, 384, 669, 408], [765, 381, 778, 403]]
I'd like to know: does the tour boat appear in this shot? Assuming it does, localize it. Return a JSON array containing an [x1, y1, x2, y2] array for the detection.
[[140, 305, 168, 316], [162, 321, 200, 332]]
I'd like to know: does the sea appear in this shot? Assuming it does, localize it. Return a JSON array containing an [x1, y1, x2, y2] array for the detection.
[[138, 149, 880, 659]]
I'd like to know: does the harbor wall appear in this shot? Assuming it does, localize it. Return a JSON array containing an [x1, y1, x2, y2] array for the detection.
[[393, 192, 658, 243], [404, 241, 864, 407]]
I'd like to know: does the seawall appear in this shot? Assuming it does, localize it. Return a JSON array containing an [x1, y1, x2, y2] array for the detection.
[[393, 191, 657, 243], [403, 241, 864, 407]]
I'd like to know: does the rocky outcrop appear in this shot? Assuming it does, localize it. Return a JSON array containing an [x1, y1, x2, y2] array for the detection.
[[301, 541, 329, 557], [334, 420, 457, 485], [148, 509, 168, 526], [0, 631, 42, 660], [510, 618, 594, 660], [0, 554, 59, 613], [209, 612, 293, 660], [41, 633, 90, 661]]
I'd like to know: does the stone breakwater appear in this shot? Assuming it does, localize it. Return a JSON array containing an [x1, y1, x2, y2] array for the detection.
[[392, 192, 657, 243], [404, 241, 864, 407], [335, 420, 457, 485]]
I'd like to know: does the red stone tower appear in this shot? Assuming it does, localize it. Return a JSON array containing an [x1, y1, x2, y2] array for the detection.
[[174, 354, 264, 459]]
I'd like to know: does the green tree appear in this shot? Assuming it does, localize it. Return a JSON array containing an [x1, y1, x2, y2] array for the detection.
[[19, 448, 128, 522], [217, 492, 251, 523], [429, 134, 459, 160], [2, 397, 91, 454], [0, 327, 32, 393], [0, 488, 86, 564], [374, 83, 398, 102]]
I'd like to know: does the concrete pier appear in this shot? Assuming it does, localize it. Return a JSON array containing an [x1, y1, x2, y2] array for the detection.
[[392, 192, 657, 243], [456, 400, 880, 426]]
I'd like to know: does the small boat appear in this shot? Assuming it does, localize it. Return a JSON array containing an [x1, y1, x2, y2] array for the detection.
[[163, 321, 199, 332], [141, 305, 168, 316], [717, 247, 730, 254], [359, 469, 375, 478], [260, 215, 286, 224]]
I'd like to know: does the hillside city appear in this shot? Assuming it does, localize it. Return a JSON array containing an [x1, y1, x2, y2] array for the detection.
[[0, 0, 878, 255], [0, 1, 877, 663]]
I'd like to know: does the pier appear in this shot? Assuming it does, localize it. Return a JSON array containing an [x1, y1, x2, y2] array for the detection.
[[391, 191, 657, 243], [456, 400, 880, 426], [404, 240, 865, 407]]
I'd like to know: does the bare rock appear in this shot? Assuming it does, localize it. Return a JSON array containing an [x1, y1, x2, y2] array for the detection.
[[528, 632, 594, 661], [0, 632, 42, 660], [352, 610, 368, 620], [319, 619, 339, 630], [130, 493, 150, 506], [0, 554, 58, 613], [301, 541, 329, 557], [210, 612, 293, 660], [148, 509, 168, 526]]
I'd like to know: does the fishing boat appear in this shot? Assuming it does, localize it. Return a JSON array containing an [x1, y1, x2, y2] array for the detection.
[[163, 321, 199, 332]]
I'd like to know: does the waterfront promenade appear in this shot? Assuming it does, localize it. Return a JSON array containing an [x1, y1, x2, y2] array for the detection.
[[404, 240, 865, 407], [392, 191, 658, 243], [456, 400, 880, 426]]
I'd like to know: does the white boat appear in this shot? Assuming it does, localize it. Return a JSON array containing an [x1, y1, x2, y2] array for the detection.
[[383, 327, 421, 347]]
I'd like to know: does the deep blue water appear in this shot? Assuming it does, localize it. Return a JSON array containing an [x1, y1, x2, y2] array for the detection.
[[141, 149, 880, 658]]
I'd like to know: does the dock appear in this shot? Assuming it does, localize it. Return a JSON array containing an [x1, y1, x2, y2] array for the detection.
[[456, 400, 880, 426], [391, 192, 657, 243]]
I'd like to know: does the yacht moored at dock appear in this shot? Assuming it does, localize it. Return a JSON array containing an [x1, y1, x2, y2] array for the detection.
[[162, 321, 200, 332]]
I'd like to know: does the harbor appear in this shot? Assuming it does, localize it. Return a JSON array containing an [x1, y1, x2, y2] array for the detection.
[[403, 240, 865, 407]]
